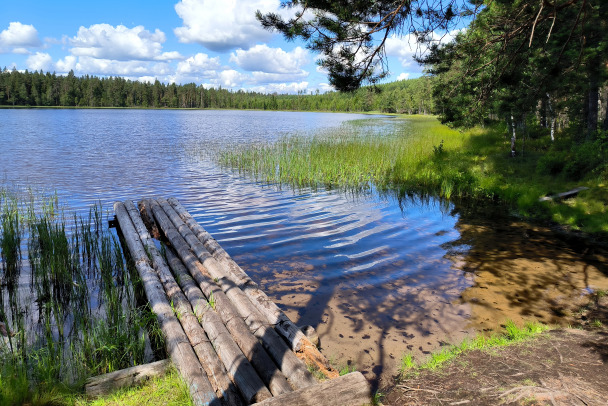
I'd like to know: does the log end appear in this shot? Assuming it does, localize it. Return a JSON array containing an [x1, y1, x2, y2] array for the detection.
[[299, 325, 319, 348]]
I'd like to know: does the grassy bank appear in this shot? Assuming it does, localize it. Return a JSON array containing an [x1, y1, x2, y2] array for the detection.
[[0, 187, 167, 405], [220, 115, 608, 234], [398, 321, 549, 377]]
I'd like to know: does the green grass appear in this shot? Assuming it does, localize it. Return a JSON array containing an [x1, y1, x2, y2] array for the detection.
[[0, 366, 192, 406], [219, 115, 608, 234], [398, 321, 549, 377], [338, 363, 357, 376]]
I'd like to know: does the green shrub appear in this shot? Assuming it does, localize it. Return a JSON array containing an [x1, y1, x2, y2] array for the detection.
[[536, 150, 567, 176], [564, 141, 605, 180]]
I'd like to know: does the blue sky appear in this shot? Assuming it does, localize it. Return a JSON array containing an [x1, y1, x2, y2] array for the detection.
[[0, 0, 440, 93]]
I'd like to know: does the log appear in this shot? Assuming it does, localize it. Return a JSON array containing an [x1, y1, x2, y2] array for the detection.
[[299, 326, 319, 348], [166, 197, 306, 348], [113, 202, 218, 406], [123, 200, 243, 406], [85, 359, 171, 397], [138, 198, 161, 238], [158, 198, 318, 388], [166, 197, 337, 379], [166, 248, 272, 404], [147, 199, 293, 397], [252, 372, 371, 406]]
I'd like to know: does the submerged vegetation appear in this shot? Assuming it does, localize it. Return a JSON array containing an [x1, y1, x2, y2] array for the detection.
[[220, 115, 608, 234], [0, 187, 164, 405]]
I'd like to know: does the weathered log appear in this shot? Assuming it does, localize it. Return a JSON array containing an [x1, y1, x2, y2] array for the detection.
[[166, 197, 306, 348], [138, 198, 161, 238], [158, 198, 319, 388], [299, 326, 319, 348], [167, 198, 334, 375], [252, 372, 371, 406], [85, 359, 171, 397], [165, 248, 272, 404], [113, 202, 218, 406], [147, 199, 293, 397], [123, 200, 243, 406]]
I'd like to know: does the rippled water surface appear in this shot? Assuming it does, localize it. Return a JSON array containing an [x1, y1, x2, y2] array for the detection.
[[2, 109, 607, 385]]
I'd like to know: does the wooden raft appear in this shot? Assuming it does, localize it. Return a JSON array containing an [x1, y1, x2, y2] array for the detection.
[[113, 198, 371, 406]]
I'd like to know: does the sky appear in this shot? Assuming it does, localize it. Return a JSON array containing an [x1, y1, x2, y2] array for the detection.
[[0, 0, 438, 94]]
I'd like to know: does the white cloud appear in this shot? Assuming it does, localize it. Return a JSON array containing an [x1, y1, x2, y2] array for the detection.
[[248, 81, 309, 94], [54, 55, 171, 77], [173, 53, 222, 84], [26, 52, 53, 71], [213, 69, 249, 87], [385, 30, 461, 70], [385, 33, 419, 68], [251, 71, 308, 83], [11, 47, 30, 55], [396, 72, 410, 81], [55, 56, 77, 72], [174, 0, 281, 51], [316, 83, 334, 93], [0, 22, 41, 51], [230, 44, 309, 74], [137, 76, 159, 84], [158, 51, 184, 61], [69, 24, 182, 61], [176, 53, 221, 74]]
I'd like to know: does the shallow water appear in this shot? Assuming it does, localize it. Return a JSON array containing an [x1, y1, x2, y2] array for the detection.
[[1, 109, 606, 386]]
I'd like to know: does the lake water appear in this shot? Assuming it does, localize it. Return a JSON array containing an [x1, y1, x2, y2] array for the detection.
[[1, 109, 606, 386]]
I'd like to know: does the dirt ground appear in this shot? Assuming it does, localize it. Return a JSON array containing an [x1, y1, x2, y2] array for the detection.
[[382, 294, 608, 405]]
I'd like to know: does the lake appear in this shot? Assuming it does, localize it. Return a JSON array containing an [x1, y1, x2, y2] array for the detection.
[[1, 108, 606, 386]]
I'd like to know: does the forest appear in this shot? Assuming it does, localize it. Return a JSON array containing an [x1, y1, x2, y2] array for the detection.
[[0, 68, 433, 114], [1, 1, 607, 170]]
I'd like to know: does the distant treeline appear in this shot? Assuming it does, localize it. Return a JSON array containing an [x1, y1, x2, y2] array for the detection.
[[0, 68, 434, 114]]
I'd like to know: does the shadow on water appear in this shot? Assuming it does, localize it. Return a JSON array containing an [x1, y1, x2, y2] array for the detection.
[[228, 191, 608, 391], [445, 200, 608, 330]]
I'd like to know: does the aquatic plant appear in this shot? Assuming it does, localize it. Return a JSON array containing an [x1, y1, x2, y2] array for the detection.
[[219, 115, 608, 234], [0, 187, 163, 404]]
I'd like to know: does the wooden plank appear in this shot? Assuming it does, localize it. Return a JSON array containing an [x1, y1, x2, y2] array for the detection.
[[158, 198, 319, 388], [114, 202, 218, 406], [85, 359, 171, 397], [165, 248, 272, 404], [252, 372, 371, 406], [167, 197, 338, 379], [147, 198, 293, 397], [539, 186, 589, 202], [123, 200, 243, 406]]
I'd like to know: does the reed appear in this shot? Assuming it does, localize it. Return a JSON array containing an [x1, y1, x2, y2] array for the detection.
[[219, 116, 453, 191], [219, 115, 608, 234], [0, 186, 162, 404]]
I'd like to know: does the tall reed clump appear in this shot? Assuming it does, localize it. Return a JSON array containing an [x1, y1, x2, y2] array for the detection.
[[219, 115, 461, 193], [219, 115, 608, 233], [0, 187, 163, 404]]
